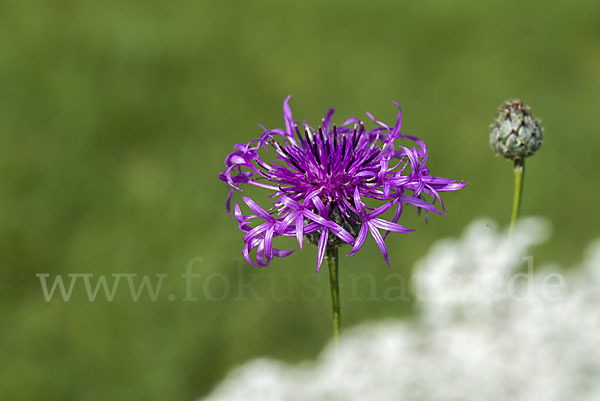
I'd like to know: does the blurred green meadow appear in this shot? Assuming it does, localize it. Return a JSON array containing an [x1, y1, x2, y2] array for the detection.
[[1, 0, 599, 399]]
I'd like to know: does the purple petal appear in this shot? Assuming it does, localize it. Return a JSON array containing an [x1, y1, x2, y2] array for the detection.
[[384, 200, 404, 240], [322, 108, 335, 133], [277, 210, 299, 232], [368, 223, 390, 267], [303, 209, 330, 227], [365, 111, 391, 132], [368, 201, 393, 218], [242, 196, 274, 222], [243, 222, 272, 243], [347, 223, 368, 257], [279, 195, 301, 210], [256, 241, 266, 266], [272, 248, 294, 257], [316, 228, 328, 273], [353, 187, 366, 215], [390, 102, 402, 139], [370, 218, 414, 233], [312, 196, 327, 216], [264, 226, 275, 260], [283, 95, 295, 137], [397, 195, 440, 214], [225, 189, 235, 217], [243, 243, 266, 268], [326, 221, 355, 245], [295, 215, 304, 250], [342, 117, 360, 126]]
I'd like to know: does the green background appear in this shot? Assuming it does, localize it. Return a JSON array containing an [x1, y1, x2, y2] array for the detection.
[[1, 0, 599, 399]]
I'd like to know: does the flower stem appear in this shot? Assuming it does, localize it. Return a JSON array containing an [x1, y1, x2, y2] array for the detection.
[[509, 158, 525, 236], [326, 246, 341, 344]]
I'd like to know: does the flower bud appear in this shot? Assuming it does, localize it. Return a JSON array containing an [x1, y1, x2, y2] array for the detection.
[[490, 100, 542, 160]]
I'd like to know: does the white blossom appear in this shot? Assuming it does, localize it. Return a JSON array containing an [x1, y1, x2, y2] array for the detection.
[[203, 218, 600, 401]]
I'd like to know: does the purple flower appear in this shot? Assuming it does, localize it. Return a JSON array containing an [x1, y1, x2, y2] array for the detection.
[[219, 97, 466, 270]]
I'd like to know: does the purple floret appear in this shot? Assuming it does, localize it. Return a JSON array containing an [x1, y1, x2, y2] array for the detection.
[[219, 97, 466, 270]]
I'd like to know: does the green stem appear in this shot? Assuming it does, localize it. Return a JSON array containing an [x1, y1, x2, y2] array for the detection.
[[326, 246, 341, 344], [509, 158, 525, 236]]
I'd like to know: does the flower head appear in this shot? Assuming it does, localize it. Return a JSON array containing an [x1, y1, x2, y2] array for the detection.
[[490, 99, 543, 160], [219, 97, 466, 270]]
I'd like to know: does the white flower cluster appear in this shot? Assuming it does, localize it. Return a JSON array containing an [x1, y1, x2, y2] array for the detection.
[[203, 218, 600, 401]]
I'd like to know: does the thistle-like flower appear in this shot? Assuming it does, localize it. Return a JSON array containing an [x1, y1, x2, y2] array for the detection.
[[219, 97, 466, 271]]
